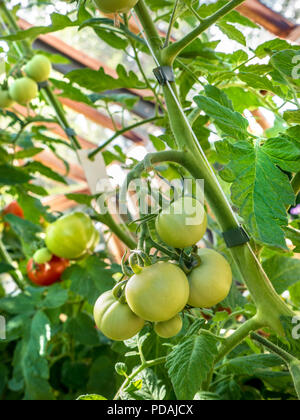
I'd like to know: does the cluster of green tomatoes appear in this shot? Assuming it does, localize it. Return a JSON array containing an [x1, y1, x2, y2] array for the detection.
[[94, 197, 233, 341], [0, 55, 52, 108]]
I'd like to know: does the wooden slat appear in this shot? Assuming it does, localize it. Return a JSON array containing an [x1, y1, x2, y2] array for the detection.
[[237, 0, 299, 41], [57, 96, 145, 143]]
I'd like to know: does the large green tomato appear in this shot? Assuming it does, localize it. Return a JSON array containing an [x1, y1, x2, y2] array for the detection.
[[94, 290, 145, 341], [45, 212, 98, 259], [156, 197, 207, 249], [188, 248, 232, 308], [9, 77, 38, 105], [154, 314, 183, 338], [125, 262, 189, 322], [25, 55, 52, 83], [93, 0, 138, 13], [0, 90, 14, 108]]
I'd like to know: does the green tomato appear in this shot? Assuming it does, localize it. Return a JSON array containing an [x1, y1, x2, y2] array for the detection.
[[25, 55, 52, 83], [154, 314, 183, 338], [0, 90, 14, 108], [9, 77, 38, 105], [125, 262, 189, 322], [45, 212, 97, 260], [156, 197, 207, 249], [94, 290, 145, 341], [33, 248, 53, 264], [93, 0, 139, 13], [188, 248, 232, 308]]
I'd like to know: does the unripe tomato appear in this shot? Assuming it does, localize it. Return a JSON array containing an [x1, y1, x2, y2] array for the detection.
[[93, 290, 145, 341], [45, 212, 98, 260], [33, 248, 53, 264], [154, 314, 183, 338], [93, 0, 139, 13], [9, 77, 38, 105], [2, 201, 24, 219], [156, 197, 207, 249], [27, 255, 69, 286], [25, 55, 52, 83], [125, 262, 189, 322], [188, 248, 232, 308], [0, 90, 14, 108]]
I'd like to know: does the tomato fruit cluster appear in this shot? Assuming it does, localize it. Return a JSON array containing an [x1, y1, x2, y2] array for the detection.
[[27, 256, 69, 286], [45, 212, 99, 260], [6, 54, 52, 106], [93, 196, 233, 342]]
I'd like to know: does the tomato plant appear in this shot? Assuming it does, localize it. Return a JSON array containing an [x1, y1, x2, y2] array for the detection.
[[27, 256, 69, 286], [0, 0, 299, 403]]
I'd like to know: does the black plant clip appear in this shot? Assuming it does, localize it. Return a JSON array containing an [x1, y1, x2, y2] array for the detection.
[[153, 66, 175, 85], [223, 226, 250, 248], [38, 81, 49, 90], [65, 127, 77, 138]]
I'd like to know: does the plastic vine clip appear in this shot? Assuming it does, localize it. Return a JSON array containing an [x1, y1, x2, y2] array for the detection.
[[65, 127, 77, 138], [38, 81, 49, 90], [153, 66, 175, 85], [222, 226, 250, 248]]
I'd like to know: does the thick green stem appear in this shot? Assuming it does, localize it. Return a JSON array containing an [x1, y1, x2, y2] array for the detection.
[[0, 238, 26, 291], [134, 0, 163, 60], [161, 0, 247, 65], [216, 317, 261, 362]]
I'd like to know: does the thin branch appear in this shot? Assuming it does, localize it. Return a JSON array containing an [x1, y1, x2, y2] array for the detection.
[[163, 0, 180, 48], [162, 0, 247, 65]]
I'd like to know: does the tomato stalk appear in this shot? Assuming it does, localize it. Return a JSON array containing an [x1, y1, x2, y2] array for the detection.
[[133, 0, 294, 336]]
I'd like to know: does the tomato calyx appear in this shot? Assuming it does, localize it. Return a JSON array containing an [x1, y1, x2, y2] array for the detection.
[[112, 279, 128, 304]]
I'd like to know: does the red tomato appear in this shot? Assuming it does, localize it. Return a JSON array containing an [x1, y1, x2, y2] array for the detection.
[[2, 201, 24, 219], [27, 256, 69, 286]]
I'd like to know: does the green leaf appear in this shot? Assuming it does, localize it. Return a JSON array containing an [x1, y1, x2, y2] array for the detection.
[[224, 354, 284, 375], [289, 361, 300, 399], [23, 311, 53, 400], [261, 136, 300, 173], [4, 214, 42, 257], [283, 110, 300, 125], [65, 193, 95, 206], [194, 96, 248, 139], [50, 79, 94, 106], [255, 39, 300, 59], [216, 140, 295, 248], [66, 65, 145, 93], [271, 50, 300, 80], [40, 284, 69, 309], [238, 72, 283, 97], [0, 165, 31, 185], [63, 256, 117, 304], [0, 262, 14, 274], [65, 312, 100, 345], [263, 256, 300, 294], [13, 148, 44, 159], [94, 28, 128, 50], [166, 331, 219, 400], [24, 161, 67, 184], [77, 394, 107, 400], [217, 21, 246, 46], [61, 361, 89, 390]]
